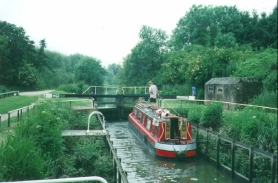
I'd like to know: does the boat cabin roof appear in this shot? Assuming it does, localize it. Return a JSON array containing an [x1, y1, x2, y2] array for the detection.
[[134, 102, 178, 120]]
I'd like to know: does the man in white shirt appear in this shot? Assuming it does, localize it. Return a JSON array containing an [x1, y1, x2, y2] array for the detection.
[[148, 81, 158, 107]]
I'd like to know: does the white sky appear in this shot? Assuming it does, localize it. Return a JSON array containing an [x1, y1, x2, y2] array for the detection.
[[0, 0, 276, 68]]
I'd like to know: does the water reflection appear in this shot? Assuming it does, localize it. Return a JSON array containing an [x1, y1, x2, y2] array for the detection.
[[106, 121, 235, 183]]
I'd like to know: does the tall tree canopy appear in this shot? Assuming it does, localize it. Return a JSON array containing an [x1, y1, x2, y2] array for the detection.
[[0, 21, 37, 87], [74, 56, 106, 86], [169, 5, 277, 50], [118, 25, 168, 86], [169, 5, 243, 49]]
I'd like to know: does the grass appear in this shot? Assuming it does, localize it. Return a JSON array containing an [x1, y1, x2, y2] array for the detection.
[[0, 91, 92, 114], [0, 96, 39, 114], [0, 90, 93, 141]]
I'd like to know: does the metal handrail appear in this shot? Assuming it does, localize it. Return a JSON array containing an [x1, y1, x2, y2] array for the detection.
[[87, 111, 105, 133], [0, 176, 108, 183], [121, 86, 148, 94], [83, 86, 118, 94], [83, 86, 150, 95]]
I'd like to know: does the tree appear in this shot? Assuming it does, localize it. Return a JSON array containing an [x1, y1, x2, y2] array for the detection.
[[18, 62, 37, 89], [117, 25, 168, 86], [107, 63, 121, 76], [34, 39, 50, 70], [0, 21, 37, 87], [74, 56, 106, 86], [232, 48, 277, 91], [0, 35, 11, 85], [105, 64, 121, 85], [169, 5, 243, 49]]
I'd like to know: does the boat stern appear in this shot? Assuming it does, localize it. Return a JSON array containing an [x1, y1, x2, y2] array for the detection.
[[155, 140, 197, 158]]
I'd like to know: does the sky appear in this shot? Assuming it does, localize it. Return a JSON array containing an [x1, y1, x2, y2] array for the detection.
[[0, 0, 277, 68]]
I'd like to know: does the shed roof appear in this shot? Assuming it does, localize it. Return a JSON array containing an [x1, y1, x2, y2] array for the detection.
[[205, 77, 258, 85]]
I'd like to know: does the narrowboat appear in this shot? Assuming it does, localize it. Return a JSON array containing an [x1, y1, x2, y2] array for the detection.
[[128, 101, 197, 159]]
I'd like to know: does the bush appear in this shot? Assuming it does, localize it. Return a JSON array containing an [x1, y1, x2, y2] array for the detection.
[[188, 104, 204, 124], [249, 89, 277, 108], [160, 84, 191, 95], [171, 107, 190, 118], [58, 84, 79, 93], [200, 102, 223, 129], [0, 136, 47, 180], [15, 100, 73, 160], [0, 85, 9, 93]]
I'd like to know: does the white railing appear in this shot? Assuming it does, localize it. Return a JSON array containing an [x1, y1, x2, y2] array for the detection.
[[82, 86, 118, 94], [87, 111, 105, 133], [83, 86, 149, 95], [121, 86, 148, 94], [0, 176, 108, 183]]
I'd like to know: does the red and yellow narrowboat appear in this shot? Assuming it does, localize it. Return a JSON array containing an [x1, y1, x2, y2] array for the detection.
[[128, 101, 197, 159]]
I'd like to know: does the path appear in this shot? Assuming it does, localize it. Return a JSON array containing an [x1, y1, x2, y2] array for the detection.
[[19, 90, 54, 96]]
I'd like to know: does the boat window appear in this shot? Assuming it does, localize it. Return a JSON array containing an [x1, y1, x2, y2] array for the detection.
[[146, 118, 151, 130], [134, 109, 137, 117], [138, 113, 142, 121]]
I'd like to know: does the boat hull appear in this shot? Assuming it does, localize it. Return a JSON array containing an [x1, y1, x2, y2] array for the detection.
[[128, 117, 197, 159]]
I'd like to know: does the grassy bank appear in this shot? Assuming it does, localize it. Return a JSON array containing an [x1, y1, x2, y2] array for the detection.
[[0, 100, 114, 181]]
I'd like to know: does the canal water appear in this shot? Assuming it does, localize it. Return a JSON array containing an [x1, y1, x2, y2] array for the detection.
[[106, 121, 236, 183]]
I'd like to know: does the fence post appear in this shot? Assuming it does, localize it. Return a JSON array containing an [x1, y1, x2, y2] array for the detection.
[[231, 140, 235, 178], [118, 158, 122, 183], [271, 154, 277, 183], [8, 112, 11, 127], [17, 109, 20, 122], [205, 129, 209, 158], [249, 146, 253, 183], [20, 108, 23, 121], [113, 149, 117, 183], [216, 134, 220, 168]]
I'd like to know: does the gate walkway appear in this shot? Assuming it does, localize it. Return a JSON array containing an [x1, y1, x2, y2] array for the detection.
[[62, 130, 107, 136]]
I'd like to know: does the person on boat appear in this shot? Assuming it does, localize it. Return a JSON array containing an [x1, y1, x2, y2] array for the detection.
[[148, 81, 158, 108]]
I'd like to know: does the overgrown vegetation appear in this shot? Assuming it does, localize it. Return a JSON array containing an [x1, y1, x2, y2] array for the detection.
[[170, 99, 277, 183], [0, 100, 114, 181]]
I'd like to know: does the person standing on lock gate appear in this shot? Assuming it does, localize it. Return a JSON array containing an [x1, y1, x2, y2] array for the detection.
[[148, 81, 158, 108]]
